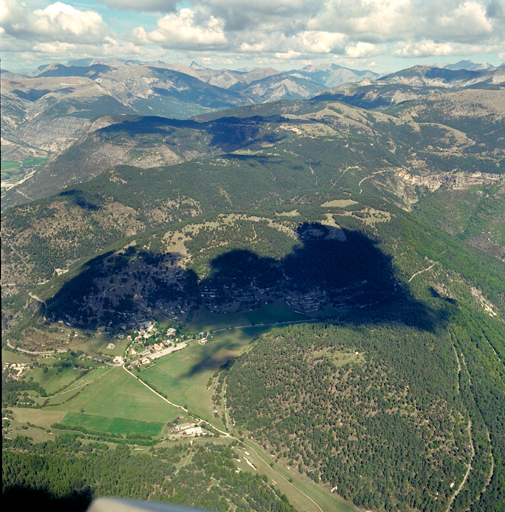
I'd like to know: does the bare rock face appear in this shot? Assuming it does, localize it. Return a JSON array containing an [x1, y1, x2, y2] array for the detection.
[[17, 116, 91, 153], [386, 171, 503, 207]]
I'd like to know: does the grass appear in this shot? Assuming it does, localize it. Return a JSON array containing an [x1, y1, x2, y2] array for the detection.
[[31, 366, 88, 395], [1, 160, 22, 171], [50, 367, 179, 423], [45, 368, 112, 405], [140, 328, 262, 426], [98, 336, 130, 357], [60, 412, 164, 436], [187, 299, 309, 332], [1, 157, 48, 174], [11, 407, 67, 428], [70, 332, 117, 356], [1, 349, 32, 363]]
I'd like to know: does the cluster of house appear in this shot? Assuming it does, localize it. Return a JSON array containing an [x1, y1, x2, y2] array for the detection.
[[3, 362, 29, 380], [284, 289, 328, 314], [174, 421, 203, 436]]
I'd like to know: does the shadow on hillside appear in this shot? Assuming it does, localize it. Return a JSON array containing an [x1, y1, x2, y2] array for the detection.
[[59, 189, 102, 211], [2, 486, 92, 512], [96, 114, 311, 153], [43, 223, 446, 341]]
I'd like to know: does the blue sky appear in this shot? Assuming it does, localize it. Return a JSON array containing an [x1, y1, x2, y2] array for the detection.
[[1, 0, 504, 73]]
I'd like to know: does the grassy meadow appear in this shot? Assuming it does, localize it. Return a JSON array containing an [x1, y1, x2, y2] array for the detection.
[[140, 327, 267, 426], [187, 299, 308, 332], [50, 367, 180, 423], [60, 412, 165, 436], [31, 366, 88, 395]]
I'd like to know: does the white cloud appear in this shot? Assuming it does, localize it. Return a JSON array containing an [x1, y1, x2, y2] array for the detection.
[[393, 40, 499, 58], [1, 0, 503, 71], [422, 1, 494, 43], [30, 37, 165, 59], [309, 0, 414, 43], [275, 50, 301, 59], [0, 1, 111, 43], [294, 31, 347, 54], [132, 7, 227, 48], [345, 42, 384, 58]]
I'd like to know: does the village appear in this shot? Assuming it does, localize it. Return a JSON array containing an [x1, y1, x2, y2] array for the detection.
[[105, 321, 212, 372]]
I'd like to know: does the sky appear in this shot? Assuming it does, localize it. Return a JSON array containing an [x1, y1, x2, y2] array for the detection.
[[1, 0, 504, 74]]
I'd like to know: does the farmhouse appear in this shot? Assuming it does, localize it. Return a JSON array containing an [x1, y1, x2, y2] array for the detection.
[[175, 422, 193, 431], [182, 426, 203, 436]]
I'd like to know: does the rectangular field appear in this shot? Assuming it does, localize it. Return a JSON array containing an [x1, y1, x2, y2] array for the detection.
[[49, 367, 179, 423], [60, 412, 164, 436], [31, 367, 88, 395]]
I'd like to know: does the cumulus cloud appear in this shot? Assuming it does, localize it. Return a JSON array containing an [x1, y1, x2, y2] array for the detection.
[[345, 42, 384, 58], [132, 7, 227, 48], [308, 0, 414, 43], [308, 0, 503, 46], [0, 1, 111, 43], [1, 0, 503, 69], [393, 40, 499, 58], [420, 1, 494, 43]]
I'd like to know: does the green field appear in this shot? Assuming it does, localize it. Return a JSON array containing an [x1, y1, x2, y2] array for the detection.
[[45, 368, 111, 405], [97, 336, 130, 357], [1, 160, 22, 171], [141, 328, 263, 425], [1, 157, 48, 171], [1, 349, 32, 363], [187, 299, 310, 332], [50, 367, 179, 423], [60, 412, 165, 436], [31, 366, 88, 395]]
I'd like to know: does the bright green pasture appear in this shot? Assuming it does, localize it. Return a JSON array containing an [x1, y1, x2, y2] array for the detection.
[[22, 157, 48, 166], [1, 160, 22, 171], [141, 328, 261, 425], [60, 412, 164, 436], [31, 366, 87, 395], [50, 367, 179, 423], [45, 368, 111, 405], [1, 157, 48, 171]]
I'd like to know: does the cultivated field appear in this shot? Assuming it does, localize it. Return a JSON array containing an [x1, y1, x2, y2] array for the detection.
[[49, 367, 180, 423], [31, 366, 88, 395], [60, 412, 165, 436]]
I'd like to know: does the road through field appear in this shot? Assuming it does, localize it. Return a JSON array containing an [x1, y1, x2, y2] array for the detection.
[[122, 364, 358, 512]]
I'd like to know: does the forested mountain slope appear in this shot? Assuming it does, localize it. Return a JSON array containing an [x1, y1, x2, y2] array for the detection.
[[224, 310, 504, 512], [2, 71, 504, 512]]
